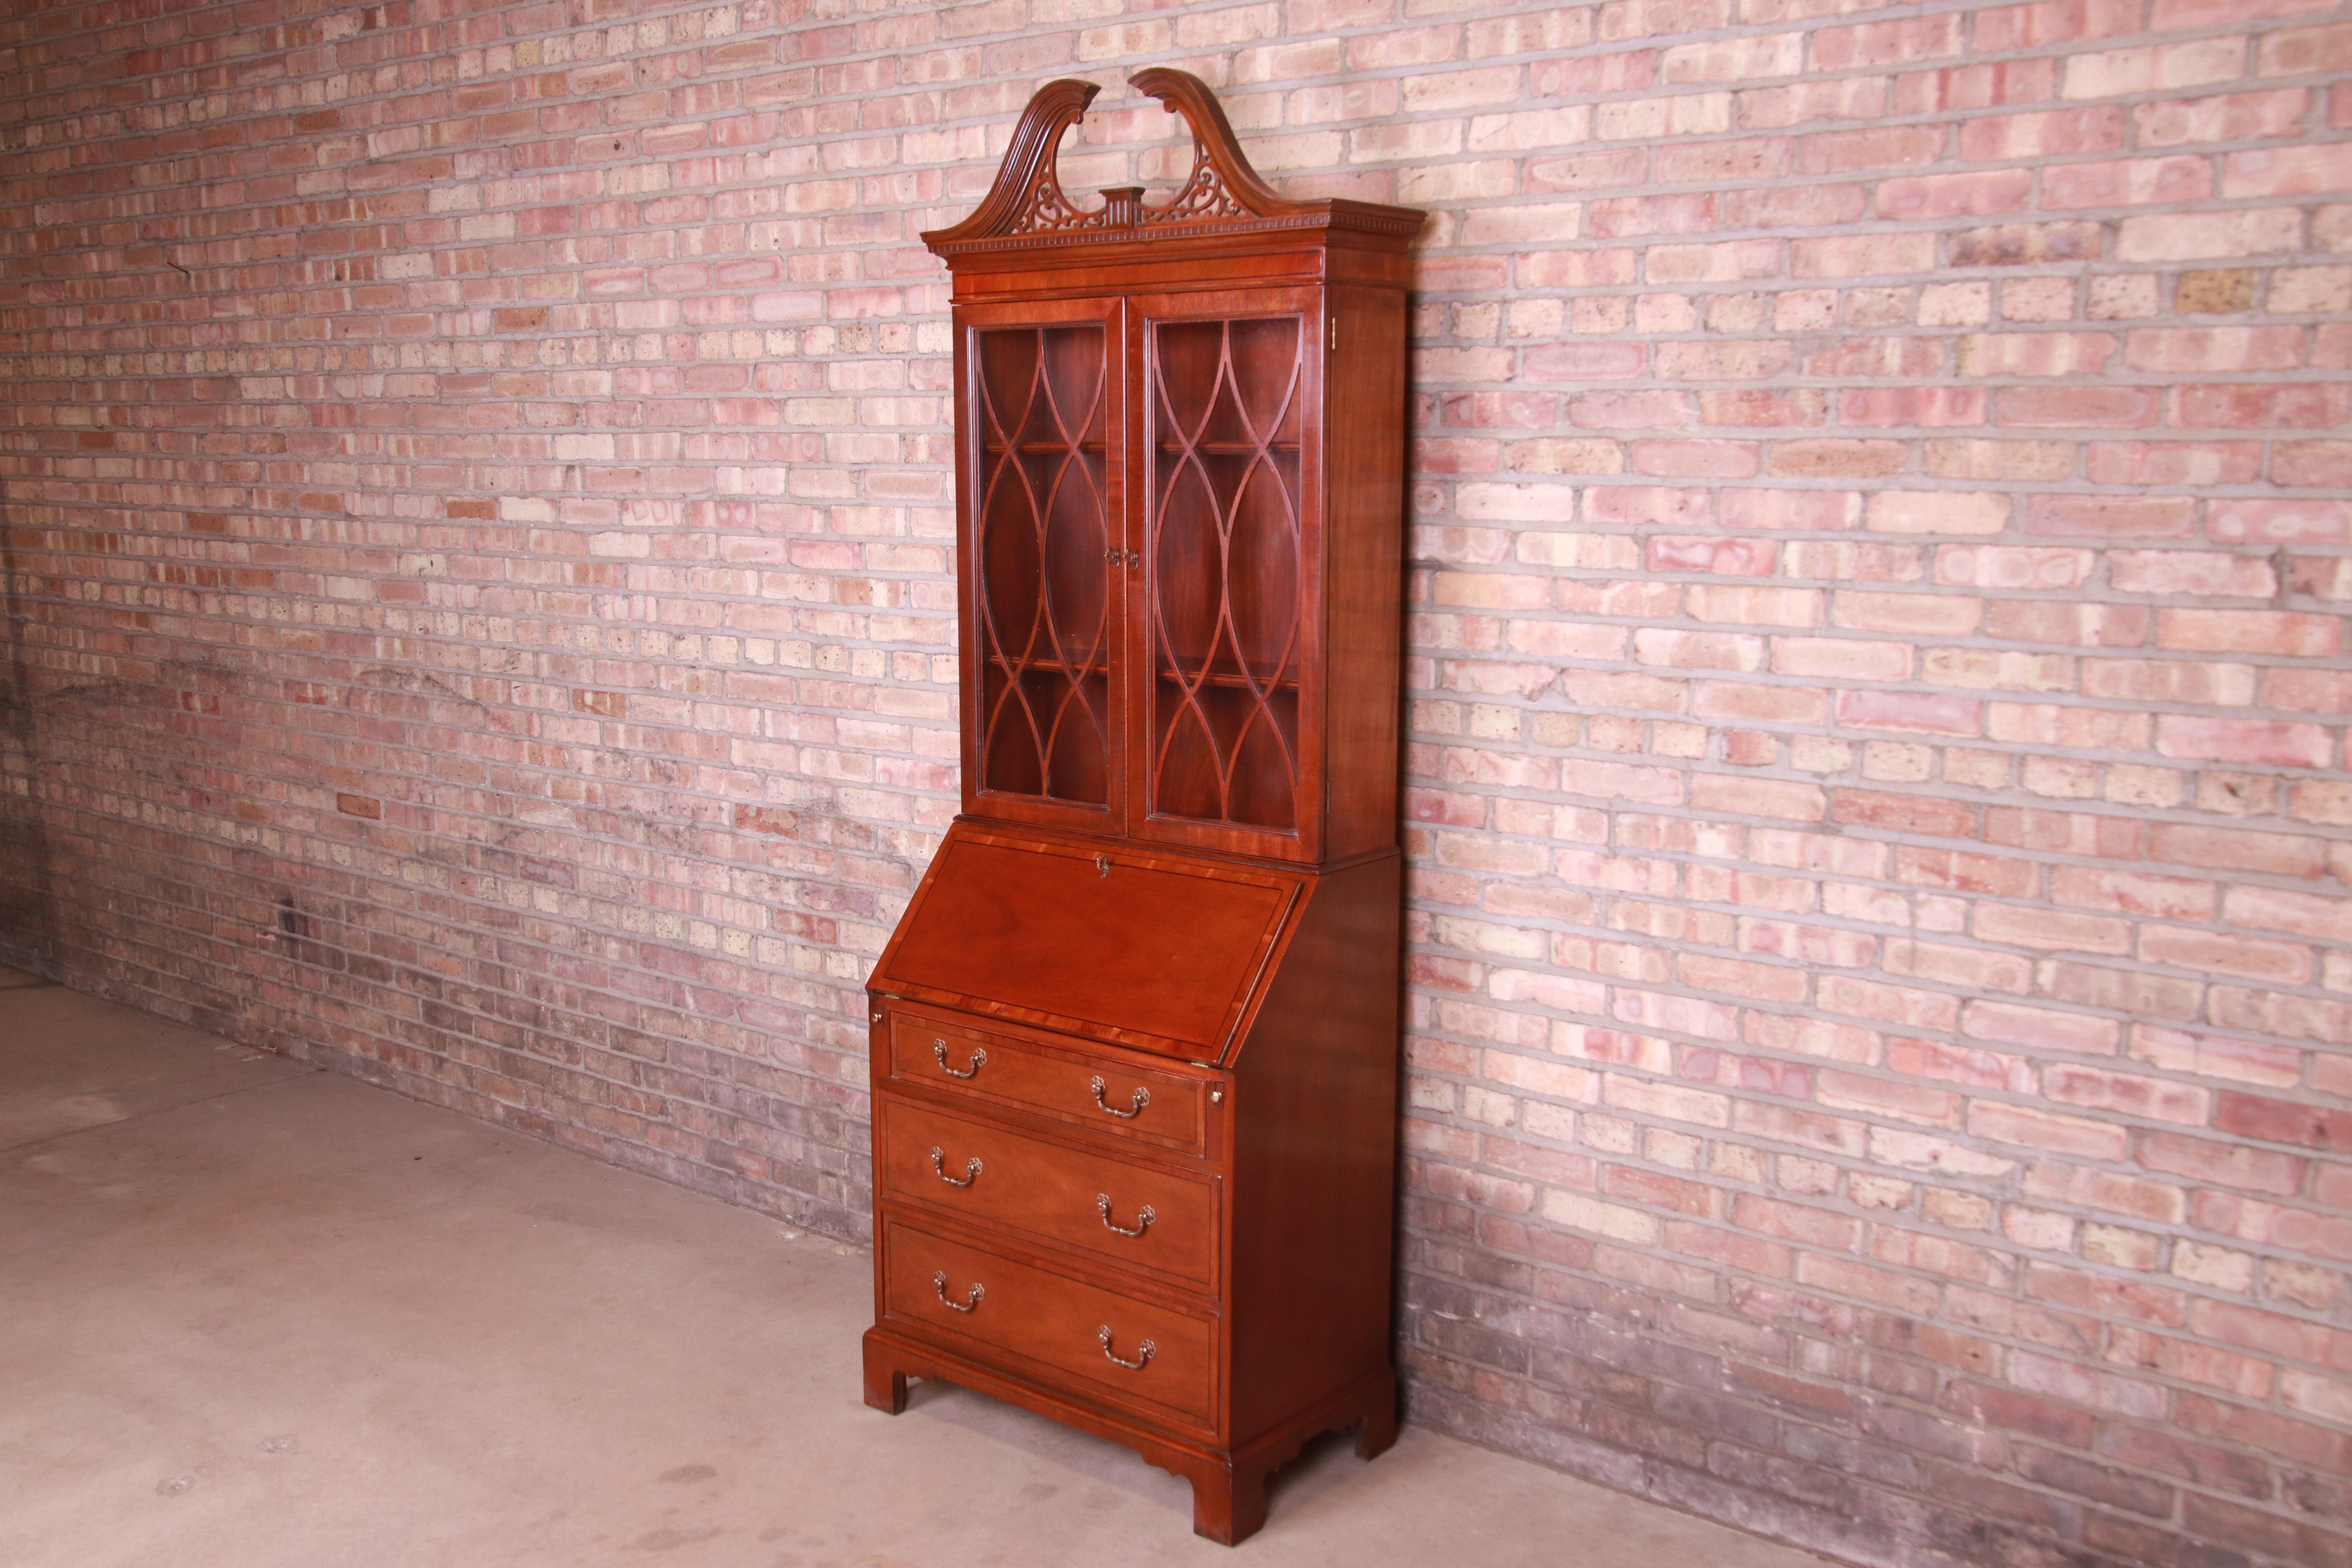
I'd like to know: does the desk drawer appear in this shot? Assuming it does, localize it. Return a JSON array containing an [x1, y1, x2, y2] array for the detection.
[[878, 1097, 1218, 1291], [884, 1009, 1209, 1156], [881, 1216, 1215, 1429]]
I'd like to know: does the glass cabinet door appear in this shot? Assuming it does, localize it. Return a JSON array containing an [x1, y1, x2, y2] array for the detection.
[[959, 299, 1125, 830], [1128, 288, 1323, 861]]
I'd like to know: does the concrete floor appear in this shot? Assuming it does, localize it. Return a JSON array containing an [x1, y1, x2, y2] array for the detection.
[[1, 966, 1832, 1568]]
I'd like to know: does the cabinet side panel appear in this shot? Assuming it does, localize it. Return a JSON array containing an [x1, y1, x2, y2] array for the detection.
[[1227, 851, 1403, 1446], [1320, 285, 1409, 860]]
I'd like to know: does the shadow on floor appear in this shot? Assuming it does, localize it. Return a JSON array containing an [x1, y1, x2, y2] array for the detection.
[[0, 967, 1833, 1568]]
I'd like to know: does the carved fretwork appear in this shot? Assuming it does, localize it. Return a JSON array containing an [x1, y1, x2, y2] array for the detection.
[[1151, 160, 1248, 223], [923, 68, 1420, 255], [1014, 172, 1087, 234]]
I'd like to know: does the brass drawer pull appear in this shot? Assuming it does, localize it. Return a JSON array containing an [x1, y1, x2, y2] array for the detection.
[[1089, 1075, 1150, 1119], [933, 1039, 985, 1079], [1096, 1194, 1155, 1237], [1097, 1325, 1155, 1370], [933, 1272, 984, 1313], [930, 1147, 982, 1187]]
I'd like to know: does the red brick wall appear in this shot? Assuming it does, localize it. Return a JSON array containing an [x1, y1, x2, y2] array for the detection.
[[4, 1, 2349, 1563]]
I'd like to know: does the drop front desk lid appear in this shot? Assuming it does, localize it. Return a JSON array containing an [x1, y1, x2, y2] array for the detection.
[[869, 825, 1306, 1063]]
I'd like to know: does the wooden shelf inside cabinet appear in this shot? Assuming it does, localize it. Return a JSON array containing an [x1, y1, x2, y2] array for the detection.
[[864, 67, 1422, 1546], [984, 658, 1304, 694]]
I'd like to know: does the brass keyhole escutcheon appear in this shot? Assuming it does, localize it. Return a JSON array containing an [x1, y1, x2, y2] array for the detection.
[[1095, 854, 1110, 878]]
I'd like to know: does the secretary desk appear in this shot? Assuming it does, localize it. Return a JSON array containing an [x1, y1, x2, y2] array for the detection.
[[860, 68, 1425, 1544]]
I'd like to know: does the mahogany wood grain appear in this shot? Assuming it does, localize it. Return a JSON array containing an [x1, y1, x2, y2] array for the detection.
[[955, 294, 1129, 835], [929, 101, 1412, 871], [876, 1096, 1221, 1290], [1126, 285, 1327, 864], [881, 1007, 1212, 1156], [1227, 851, 1403, 1443], [866, 67, 1419, 1546], [872, 827, 1297, 1057], [1319, 284, 1410, 864], [879, 1216, 1218, 1430]]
